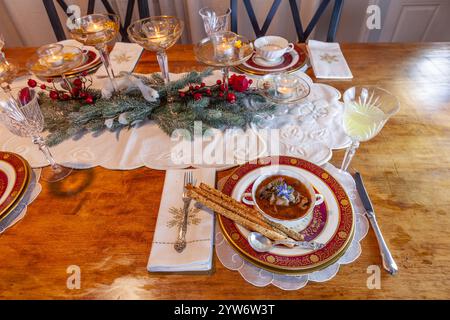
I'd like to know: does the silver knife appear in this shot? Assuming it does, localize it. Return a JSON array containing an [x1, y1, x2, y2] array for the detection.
[[354, 172, 399, 275]]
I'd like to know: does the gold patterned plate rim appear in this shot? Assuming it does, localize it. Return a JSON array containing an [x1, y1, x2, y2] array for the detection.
[[0, 152, 31, 220], [219, 224, 355, 275], [217, 156, 355, 273]]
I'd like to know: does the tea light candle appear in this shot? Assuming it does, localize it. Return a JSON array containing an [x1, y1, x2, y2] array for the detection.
[[44, 53, 64, 67], [215, 43, 233, 58], [277, 79, 294, 98], [86, 22, 104, 33]]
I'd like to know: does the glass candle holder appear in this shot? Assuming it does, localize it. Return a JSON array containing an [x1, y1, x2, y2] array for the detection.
[[27, 44, 84, 90], [37, 44, 65, 68], [257, 73, 310, 103], [68, 14, 120, 91], [128, 16, 184, 108], [194, 31, 253, 95]]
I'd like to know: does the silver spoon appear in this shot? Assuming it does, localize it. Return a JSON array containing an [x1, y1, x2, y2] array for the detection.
[[248, 232, 325, 252]]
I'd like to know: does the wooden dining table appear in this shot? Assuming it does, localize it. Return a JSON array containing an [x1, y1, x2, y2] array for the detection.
[[0, 43, 449, 300]]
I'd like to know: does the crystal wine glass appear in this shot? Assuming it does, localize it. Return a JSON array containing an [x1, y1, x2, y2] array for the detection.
[[199, 7, 231, 35], [341, 86, 400, 171], [127, 16, 184, 109], [0, 89, 72, 182], [68, 14, 120, 91]]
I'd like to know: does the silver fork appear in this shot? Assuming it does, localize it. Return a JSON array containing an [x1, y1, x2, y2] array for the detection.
[[174, 171, 195, 253]]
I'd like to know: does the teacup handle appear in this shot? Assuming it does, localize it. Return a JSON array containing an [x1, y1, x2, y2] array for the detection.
[[286, 43, 295, 52], [314, 194, 324, 206], [241, 193, 255, 206]]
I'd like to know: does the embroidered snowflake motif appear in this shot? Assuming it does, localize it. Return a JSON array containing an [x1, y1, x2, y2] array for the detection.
[[319, 53, 339, 64], [112, 52, 132, 64], [166, 206, 202, 229]]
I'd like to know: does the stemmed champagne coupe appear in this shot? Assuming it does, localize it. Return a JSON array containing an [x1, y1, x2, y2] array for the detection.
[[68, 14, 120, 91], [194, 31, 253, 95], [0, 89, 72, 182], [341, 86, 400, 171], [127, 16, 184, 109]]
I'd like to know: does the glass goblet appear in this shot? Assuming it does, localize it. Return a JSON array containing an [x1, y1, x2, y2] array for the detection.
[[68, 13, 120, 91], [199, 7, 231, 35], [0, 89, 72, 182], [341, 86, 400, 171], [128, 16, 184, 107]]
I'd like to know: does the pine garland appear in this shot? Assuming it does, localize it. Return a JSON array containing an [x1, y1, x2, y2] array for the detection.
[[39, 69, 276, 146]]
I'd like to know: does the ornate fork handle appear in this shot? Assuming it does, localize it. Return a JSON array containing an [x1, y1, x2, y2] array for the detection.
[[174, 198, 191, 253]]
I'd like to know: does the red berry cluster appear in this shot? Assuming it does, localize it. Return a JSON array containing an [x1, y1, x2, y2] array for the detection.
[[177, 75, 253, 104], [27, 71, 95, 104], [179, 82, 212, 101]]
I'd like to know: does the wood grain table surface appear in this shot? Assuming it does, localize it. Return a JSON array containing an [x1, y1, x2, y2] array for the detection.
[[0, 43, 449, 299]]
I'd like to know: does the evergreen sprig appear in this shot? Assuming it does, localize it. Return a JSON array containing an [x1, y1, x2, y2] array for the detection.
[[39, 70, 275, 146]]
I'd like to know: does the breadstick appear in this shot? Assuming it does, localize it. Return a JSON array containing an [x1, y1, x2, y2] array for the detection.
[[187, 188, 288, 241], [199, 183, 304, 241], [188, 185, 272, 230]]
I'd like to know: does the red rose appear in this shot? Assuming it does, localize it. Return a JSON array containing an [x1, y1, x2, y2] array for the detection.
[[229, 74, 249, 92]]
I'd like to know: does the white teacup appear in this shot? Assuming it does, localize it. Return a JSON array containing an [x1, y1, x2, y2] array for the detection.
[[241, 169, 324, 232], [254, 36, 294, 62]]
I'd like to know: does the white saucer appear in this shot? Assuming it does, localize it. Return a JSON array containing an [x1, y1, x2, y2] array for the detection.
[[252, 55, 284, 66]]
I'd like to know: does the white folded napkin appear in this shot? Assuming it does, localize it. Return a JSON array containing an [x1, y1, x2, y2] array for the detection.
[[147, 169, 216, 272], [95, 42, 143, 76], [307, 40, 353, 79]]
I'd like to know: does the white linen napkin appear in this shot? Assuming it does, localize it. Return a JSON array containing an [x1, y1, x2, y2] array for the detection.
[[95, 42, 143, 76], [147, 169, 216, 272], [307, 40, 353, 79]]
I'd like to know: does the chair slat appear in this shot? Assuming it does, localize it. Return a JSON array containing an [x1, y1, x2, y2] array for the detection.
[[42, 0, 66, 41], [231, 0, 344, 42]]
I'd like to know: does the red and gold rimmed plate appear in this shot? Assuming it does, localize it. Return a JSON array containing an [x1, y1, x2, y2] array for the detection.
[[66, 49, 102, 75], [218, 156, 355, 275], [0, 152, 31, 219], [235, 45, 308, 76], [41, 49, 102, 80]]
